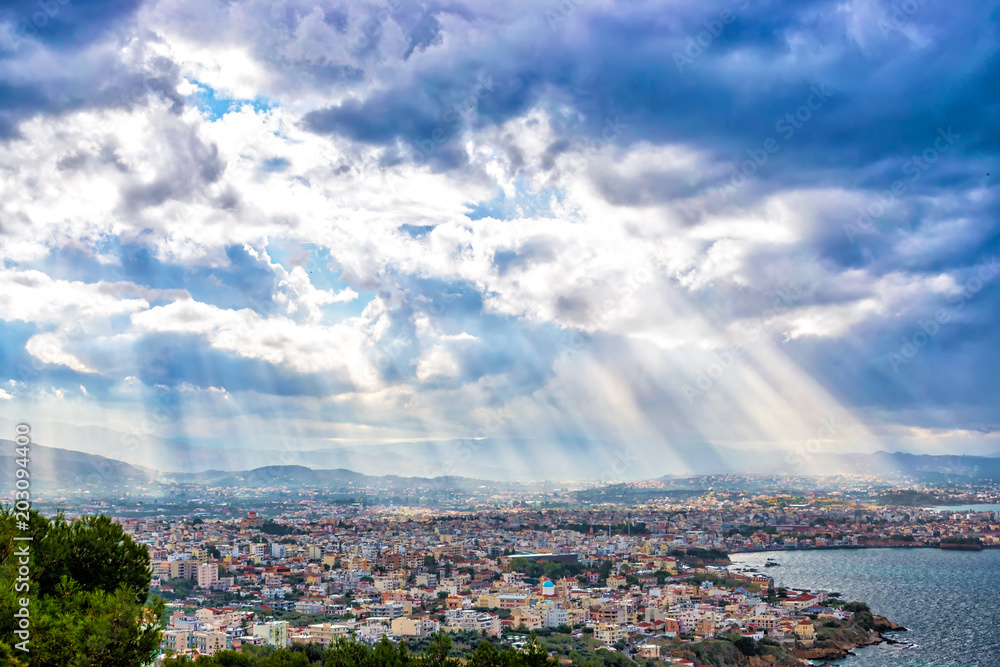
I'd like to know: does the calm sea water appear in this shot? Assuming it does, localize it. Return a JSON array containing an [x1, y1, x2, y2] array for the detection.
[[730, 549, 1000, 667], [926, 504, 1000, 513]]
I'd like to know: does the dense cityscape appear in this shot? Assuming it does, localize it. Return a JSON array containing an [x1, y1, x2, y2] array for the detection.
[[91, 484, 1000, 664], [2, 0, 998, 664]]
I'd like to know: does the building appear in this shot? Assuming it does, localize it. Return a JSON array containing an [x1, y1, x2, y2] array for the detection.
[[638, 644, 661, 659], [167, 559, 196, 580], [595, 623, 624, 645], [253, 620, 289, 648], [369, 602, 406, 619], [307, 623, 352, 646], [197, 563, 219, 589], [596, 604, 626, 625], [162, 630, 190, 655], [543, 607, 569, 628], [794, 620, 815, 641], [192, 630, 228, 657], [444, 610, 501, 636], [391, 616, 439, 637], [295, 600, 324, 614]]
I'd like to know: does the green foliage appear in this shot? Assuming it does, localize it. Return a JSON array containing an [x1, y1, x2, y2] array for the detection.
[[508, 559, 584, 581], [163, 633, 561, 667], [0, 640, 29, 666], [733, 637, 761, 656], [557, 522, 649, 536], [671, 547, 730, 565], [0, 508, 163, 666], [260, 520, 302, 536], [940, 536, 984, 545]]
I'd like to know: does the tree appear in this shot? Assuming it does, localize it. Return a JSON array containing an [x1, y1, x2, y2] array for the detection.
[[424, 555, 438, 573], [521, 633, 559, 667], [843, 601, 875, 630], [466, 639, 505, 667], [734, 637, 761, 656], [1, 508, 163, 666], [425, 632, 458, 666]]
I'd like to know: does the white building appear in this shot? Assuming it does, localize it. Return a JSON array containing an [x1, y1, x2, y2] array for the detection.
[[253, 620, 289, 648]]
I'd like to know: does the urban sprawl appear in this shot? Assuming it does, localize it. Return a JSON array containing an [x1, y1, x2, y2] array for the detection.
[[98, 494, 1000, 664]]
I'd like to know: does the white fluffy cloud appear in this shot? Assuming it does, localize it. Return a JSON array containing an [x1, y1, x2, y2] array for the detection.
[[1, 0, 996, 471]]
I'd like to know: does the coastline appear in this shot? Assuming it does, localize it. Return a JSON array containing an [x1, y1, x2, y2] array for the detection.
[[725, 549, 1000, 667], [791, 616, 908, 664], [727, 551, 912, 666], [728, 544, 994, 555]]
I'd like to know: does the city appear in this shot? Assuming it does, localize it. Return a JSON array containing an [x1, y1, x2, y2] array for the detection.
[[105, 485, 1000, 663], [2, 0, 998, 664]]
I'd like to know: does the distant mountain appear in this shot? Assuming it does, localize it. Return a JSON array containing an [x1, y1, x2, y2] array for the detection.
[[0, 418, 432, 475], [0, 440, 156, 491], [813, 451, 1000, 481], [3, 417, 999, 484], [0, 443, 512, 494], [166, 465, 503, 491], [3, 439, 1000, 499]]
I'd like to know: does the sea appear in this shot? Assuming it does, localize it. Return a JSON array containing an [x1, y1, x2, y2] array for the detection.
[[926, 504, 1000, 513], [730, 548, 1000, 667]]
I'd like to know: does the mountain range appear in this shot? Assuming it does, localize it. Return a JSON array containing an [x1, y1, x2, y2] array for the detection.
[[2, 438, 999, 496]]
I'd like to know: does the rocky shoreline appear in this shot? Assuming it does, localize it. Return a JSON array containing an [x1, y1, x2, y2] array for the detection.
[[791, 616, 908, 663]]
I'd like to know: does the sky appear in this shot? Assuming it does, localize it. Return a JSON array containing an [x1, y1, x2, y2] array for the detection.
[[0, 0, 998, 479]]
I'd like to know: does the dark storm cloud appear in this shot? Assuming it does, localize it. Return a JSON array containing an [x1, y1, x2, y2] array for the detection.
[[299, 0, 998, 200], [0, 1, 185, 140]]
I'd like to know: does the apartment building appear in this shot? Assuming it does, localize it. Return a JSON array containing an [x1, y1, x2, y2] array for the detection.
[[307, 623, 352, 646], [192, 630, 228, 656], [197, 563, 219, 589], [595, 623, 623, 645], [390, 617, 440, 638], [253, 620, 289, 648]]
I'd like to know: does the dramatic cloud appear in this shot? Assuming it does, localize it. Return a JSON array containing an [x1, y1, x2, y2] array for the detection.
[[1, 0, 998, 477]]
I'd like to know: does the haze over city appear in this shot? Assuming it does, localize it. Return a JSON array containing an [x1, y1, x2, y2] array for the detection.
[[4, 3, 1000, 667]]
